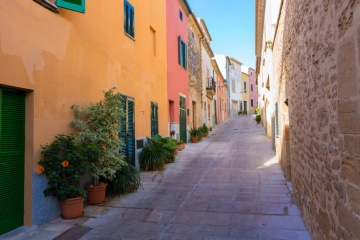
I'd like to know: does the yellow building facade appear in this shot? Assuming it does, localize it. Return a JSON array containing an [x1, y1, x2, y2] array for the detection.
[[0, 0, 167, 230]]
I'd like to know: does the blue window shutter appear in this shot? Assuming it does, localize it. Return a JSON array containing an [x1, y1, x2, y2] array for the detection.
[[124, 2, 128, 33], [130, 5, 134, 37], [56, 0, 85, 13], [178, 36, 182, 66]]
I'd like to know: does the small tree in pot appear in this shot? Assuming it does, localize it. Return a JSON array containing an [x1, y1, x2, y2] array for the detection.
[[71, 87, 126, 204]]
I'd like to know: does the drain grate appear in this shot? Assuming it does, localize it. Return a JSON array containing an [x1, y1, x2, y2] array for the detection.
[[53, 227, 92, 240]]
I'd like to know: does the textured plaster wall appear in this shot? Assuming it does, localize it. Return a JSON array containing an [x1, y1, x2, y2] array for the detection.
[[275, 0, 360, 239]]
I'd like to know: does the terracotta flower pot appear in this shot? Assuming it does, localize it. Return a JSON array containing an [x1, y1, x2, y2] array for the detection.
[[86, 183, 108, 204], [191, 136, 198, 143], [174, 147, 179, 155], [178, 143, 185, 151], [60, 197, 84, 219], [203, 132, 208, 137], [257, 121, 260, 124]]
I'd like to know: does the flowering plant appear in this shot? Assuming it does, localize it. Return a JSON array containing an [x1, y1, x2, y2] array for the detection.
[[37, 134, 88, 202]]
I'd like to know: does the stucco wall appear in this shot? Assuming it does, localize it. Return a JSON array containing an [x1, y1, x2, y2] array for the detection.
[[274, 0, 360, 239], [0, 0, 168, 226]]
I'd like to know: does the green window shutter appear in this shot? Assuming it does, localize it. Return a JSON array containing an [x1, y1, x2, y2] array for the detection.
[[183, 42, 187, 69], [0, 89, 25, 235], [56, 0, 85, 13], [151, 102, 159, 136], [178, 36, 182, 66], [124, 2, 128, 33], [130, 5, 135, 38]]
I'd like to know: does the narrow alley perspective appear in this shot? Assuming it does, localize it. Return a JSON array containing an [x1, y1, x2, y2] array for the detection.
[[4, 116, 311, 240]]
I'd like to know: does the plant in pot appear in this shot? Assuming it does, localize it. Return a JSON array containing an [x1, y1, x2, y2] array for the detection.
[[71, 87, 126, 204], [243, 110, 247, 115], [202, 123, 209, 137], [189, 128, 198, 143], [255, 114, 261, 124], [238, 111, 242, 115], [177, 140, 185, 151], [37, 134, 87, 219], [139, 137, 166, 171], [197, 127, 203, 141]]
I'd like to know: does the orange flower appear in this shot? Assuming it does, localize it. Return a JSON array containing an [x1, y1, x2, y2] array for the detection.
[[36, 166, 44, 175], [101, 144, 106, 150], [62, 160, 69, 167]]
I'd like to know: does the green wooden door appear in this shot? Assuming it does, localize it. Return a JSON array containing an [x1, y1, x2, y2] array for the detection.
[[0, 88, 25, 235], [120, 95, 135, 166], [179, 96, 187, 143]]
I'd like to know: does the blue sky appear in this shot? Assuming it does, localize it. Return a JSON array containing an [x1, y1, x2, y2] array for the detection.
[[186, 0, 255, 68]]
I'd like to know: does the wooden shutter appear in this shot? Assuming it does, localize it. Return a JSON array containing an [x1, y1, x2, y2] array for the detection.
[[0, 89, 25, 235], [129, 4, 135, 37], [178, 36, 182, 66], [151, 102, 158, 136], [124, 2, 128, 33], [56, 0, 85, 13], [183, 42, 187, 69]]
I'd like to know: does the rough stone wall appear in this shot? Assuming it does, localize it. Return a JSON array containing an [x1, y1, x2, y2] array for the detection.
[[188, 22, 202, 128], [275, 0, 360, 239]]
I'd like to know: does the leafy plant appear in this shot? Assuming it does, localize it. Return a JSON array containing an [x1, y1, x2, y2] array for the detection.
[[201, 124, 209, 134], [189, 128, 198, 137], [255, 107, 259, 115], [255, 114, 261, 122], [104, 163, 142, 196], [139, 138, 166, 171], [152, 134, 178, 163], [37, 134, 87, 202], [238, 111, 243, 115], [197, 127, 203, 141], [243, 110, 247, 115], [71, 87, 126, 186]]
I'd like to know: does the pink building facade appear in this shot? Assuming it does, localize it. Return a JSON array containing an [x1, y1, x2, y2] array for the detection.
[[166, 0, 190, 142], [212, 59, 228, 124], [248, 67, 258, 114]]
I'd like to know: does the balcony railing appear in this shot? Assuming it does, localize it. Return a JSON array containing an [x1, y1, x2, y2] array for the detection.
[[206, 77, 216, 96]]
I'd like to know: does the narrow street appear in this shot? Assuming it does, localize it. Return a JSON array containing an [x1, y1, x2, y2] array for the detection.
[[10, 116, 311, 240]]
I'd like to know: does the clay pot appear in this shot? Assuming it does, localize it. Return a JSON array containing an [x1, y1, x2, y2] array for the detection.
[[203, 132, 208, 137], [60, 197, 84, 219], [191, 136, 198, 143], [174, 147, 179, 155], [178, 143, 185, 151], [86, 183, 108, 204]]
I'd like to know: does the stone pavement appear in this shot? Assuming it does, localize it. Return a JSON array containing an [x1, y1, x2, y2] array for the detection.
[[3, 116, 312, 240]]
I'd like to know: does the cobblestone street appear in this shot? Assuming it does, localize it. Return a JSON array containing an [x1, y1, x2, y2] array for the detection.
[[6, 116, 311, 240]]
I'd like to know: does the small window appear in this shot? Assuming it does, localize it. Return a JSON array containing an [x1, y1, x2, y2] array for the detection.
[[250, 71, 253, 76], [57, 0, 85, 13], [251, 99, 254, 107], [251, 84, 253, 91], [179, 10, 183, 21], [244, 81, 247, 93], [124, 0, 135, 38]]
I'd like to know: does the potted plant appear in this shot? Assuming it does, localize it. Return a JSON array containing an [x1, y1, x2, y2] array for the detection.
[[139, 137, 166, 171], [37, 134, 87, 219], [71, 87, 126, 204], [202, 124, 209, 137], [243, 110, 247, 115], [255, 114, 261, 124], [238, 111, 242, 115], [189, 128, 198, 143], [197, 127, 203, 141], [177, 140, 185, 151]]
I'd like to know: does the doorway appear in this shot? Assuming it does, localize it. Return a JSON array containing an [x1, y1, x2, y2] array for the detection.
[[119, 95, 135, 166]]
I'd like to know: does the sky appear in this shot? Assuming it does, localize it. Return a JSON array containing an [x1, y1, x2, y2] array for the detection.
[[186, 0, 255, 68]]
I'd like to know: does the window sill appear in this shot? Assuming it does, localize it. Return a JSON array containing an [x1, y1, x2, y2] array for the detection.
[[33, 0, 59, 13], [125, 33, 135, 41]]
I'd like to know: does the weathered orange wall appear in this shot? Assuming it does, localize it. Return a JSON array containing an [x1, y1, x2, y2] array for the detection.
[[0, 0, 167, 224]]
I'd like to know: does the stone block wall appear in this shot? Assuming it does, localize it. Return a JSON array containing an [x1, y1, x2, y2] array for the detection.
[[275, 0, 360, 239], [188, 23, 203, 129]]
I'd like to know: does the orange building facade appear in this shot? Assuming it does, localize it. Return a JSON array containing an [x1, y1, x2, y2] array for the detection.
[[0, 0, 167, 231]]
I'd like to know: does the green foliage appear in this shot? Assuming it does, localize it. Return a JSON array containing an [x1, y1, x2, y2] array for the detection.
[[38, 134, 87, 202], [201, 123, 209, 134], [255, 114, 261, 122], [189, 128, 198, 137], [151, 134, 177, 164], [243, 111, 247, 115], [177, 140, 184, 146], [71, 87, 126, 185], [105, 163, 142, 196], [255, 107, 259, 115], [238, 111, 243, 115], [197, 127, 203, 141], [139, 137, 165, 171]]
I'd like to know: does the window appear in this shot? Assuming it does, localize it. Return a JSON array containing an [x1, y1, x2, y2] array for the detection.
[[251, 84, 253, 92], [250, 71, 253, 76], [191, 53, 196, 76], [275, 102, 279, 136], [232, 79, 235, 93], [124, 0, 135, 38], [244, 81, 247, 93], [179, 10, 183, 21], [178, 36, 187, 69], [151, 102, 158, 136], [251, 99, 254, 107], [57, 0, 85, 13]]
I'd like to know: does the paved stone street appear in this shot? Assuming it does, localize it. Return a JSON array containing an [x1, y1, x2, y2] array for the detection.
[[6, 116, 311, 240]]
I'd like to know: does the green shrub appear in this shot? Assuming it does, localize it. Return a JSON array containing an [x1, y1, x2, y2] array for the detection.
[[105, 163, 142, 196], [139, 138, 165, 171], [255, 114, 261, 122], [201, 123, 209, 134], [152, 134, 177, 163], [189, 128, 198, 137], [255, 107, 259, 115], [197, 127, 203, 141], [238, 111, 243, 115]]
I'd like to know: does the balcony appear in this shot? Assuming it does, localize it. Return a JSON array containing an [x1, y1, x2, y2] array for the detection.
[[206, 77, 216, 98]]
